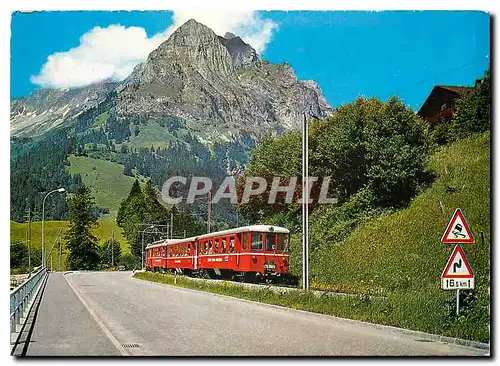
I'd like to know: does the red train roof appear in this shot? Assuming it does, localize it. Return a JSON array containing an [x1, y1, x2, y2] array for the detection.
[[145, 225, 290, 249]]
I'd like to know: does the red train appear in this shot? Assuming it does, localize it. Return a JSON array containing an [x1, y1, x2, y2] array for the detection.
[[145, 225, 290, 282]]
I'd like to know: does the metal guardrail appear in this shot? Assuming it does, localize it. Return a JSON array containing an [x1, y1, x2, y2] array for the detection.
[[10, 266, 47, 333]]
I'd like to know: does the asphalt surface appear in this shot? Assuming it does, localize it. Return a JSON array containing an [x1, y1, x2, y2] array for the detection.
[[25, 272, 120, 356], [25, 271, 488, 356]]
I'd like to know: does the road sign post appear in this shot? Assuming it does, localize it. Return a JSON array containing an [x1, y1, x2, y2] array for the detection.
[[441, 244, 474, 316], [441, 245, 474, 290], [440, 208, 475, 316]]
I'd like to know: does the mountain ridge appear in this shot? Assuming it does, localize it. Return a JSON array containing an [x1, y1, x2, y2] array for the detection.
[[11, 19, 331, 143]]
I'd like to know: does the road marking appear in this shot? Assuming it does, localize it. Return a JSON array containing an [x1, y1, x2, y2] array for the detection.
[[63, 272, 129, 356]]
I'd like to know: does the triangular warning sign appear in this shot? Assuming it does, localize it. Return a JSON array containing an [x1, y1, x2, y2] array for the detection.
[[441, 208, 475, 244], [442, 245, 474, 278]]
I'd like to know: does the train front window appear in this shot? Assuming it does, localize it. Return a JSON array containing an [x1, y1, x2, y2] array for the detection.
[[242, 233, 248, 250], [265, 233, 275, 251], [277, 234, 289, 252], [251, 233, 263, 250]]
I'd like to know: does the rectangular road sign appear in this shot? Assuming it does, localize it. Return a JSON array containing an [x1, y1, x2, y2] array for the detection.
[[442, 277, 474, 290]]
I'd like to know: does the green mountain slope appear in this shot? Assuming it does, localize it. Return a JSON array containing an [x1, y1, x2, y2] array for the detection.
[[10, 216, 131, 268], [66, 155, 139, 215], [306, 131, 490, 341]]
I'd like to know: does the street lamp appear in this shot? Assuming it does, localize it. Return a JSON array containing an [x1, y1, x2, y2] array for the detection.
[[42, 187, 65, 267]]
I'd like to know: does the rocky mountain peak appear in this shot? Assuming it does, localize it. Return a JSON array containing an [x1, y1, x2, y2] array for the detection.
[[11, 19, 332, 143], [141, 18, 235, 85], [224, 32, 237, 39], [169, 18, 219, 45], [218, 32, 261, 69]]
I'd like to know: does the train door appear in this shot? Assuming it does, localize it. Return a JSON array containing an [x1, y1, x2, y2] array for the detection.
[[194, 241, 198, 270], [263, 232, 277, 275]]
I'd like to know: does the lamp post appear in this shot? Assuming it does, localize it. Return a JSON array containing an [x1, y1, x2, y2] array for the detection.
[[42, 187, 65, 267]]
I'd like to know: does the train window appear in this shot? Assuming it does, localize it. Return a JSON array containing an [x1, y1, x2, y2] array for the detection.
[[251, 233, 263, 250], [229, 237, 235, 253], [242, 233, 248, 250], [265, 233, 275, 251], [277, 234, 288, 251], [221, 238, 227, 253]]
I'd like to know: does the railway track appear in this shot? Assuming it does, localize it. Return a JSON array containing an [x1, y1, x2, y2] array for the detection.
[[145, 271, 386, 300]]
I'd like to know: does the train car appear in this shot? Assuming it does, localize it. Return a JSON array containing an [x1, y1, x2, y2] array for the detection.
[[145, 225, 290, 281]]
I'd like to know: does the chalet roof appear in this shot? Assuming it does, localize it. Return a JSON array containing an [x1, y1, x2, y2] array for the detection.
[[418, 84, 473, 116], [435, 85, 473, 96]]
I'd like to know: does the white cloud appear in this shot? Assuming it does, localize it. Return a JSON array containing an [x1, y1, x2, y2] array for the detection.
[[31, 11, 278, 89]]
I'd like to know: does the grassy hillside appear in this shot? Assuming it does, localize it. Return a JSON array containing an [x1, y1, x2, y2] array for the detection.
[[66, 155, 137, 215], [306, 131, 490, 341], [12, 154, 148, 270], [10, 216, 131, 270], [127, 121, 177, 149]]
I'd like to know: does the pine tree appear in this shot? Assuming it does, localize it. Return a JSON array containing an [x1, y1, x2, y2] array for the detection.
[[65, 185, 100, 270], [116, 179, 145, 261]]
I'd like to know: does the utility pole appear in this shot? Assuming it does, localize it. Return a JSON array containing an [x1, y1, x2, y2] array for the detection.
[[170, 212, 173, 239], [111, 230, 114, 267], [207, 189, 212, 233], [141, 230, 145, 270], [24, 207, 32, 277], [58, 237, 62, 272], [302, 113, 309, 290], [25, 226, 29, 273]]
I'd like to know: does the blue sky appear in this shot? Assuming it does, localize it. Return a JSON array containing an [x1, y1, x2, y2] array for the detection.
[[11, 11, 490, 110]]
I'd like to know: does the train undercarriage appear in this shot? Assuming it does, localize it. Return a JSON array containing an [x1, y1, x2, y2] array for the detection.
[[147, 266, 299, 286]]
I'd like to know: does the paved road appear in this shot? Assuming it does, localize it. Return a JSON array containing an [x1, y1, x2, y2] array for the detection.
[[26, 272, 120, 356], [27, 271, 488, 356]]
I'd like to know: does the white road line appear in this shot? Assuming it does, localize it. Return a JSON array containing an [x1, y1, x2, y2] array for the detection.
[[63, 272, 129, 356]]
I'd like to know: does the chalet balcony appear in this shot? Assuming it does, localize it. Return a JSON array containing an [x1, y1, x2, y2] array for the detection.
[[427, 107, 455, 124]]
